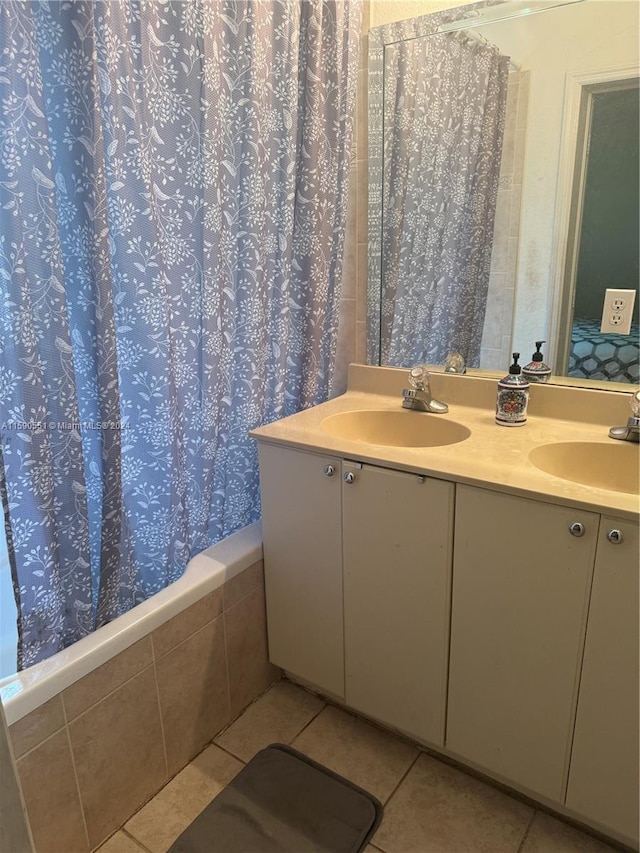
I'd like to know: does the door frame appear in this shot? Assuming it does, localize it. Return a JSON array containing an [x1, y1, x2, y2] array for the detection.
[[549, 65, 639, 375]]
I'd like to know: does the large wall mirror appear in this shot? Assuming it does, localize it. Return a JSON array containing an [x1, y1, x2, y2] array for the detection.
[[368, 0, 639, 387]]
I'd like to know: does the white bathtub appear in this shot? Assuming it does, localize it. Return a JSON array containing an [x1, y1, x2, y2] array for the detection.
[[0, 522, 263, 726]]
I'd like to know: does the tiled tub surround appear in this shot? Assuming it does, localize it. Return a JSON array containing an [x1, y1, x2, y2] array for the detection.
[[3, 525, 279, 853]]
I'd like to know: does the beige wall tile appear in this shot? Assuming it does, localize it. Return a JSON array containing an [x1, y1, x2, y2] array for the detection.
[[224, 585, 280, 719], [95, 831, 147, 853], [356, 320, 367, 365], [156, 616, 230, 777], [69, 667, 167, 849], [520, 812, 617, 853], [357, 159, 368, 244], [509, 184, 523, 239], [514, 129, 527, 183], [125, 745, 243, 853], [357, 68, 369, 156], [63, 638, 153, 722], [215, 680, 324, 763], [9, 695, 65, 759], [152, 589, 223, 659], [373, 752, 533, 853], [292, 705, 418, 804], [357, 243, 367, 324], [332, 297, 357, 397], [17, 729, 88, 853], [222, 560, 264, 611], [517, 71, 530, 130], [480, 347, 503, 372], [482, 273, 509, 350], [360, 32, 369, 70], [342, 218, 357, 301], [347, 162, 358, 233]]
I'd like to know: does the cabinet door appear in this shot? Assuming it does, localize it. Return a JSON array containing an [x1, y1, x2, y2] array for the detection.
[[566, 516, 639, 846], [343, 463, 454, 746], [447, 486, 597, 802], [258, 443, 344, 698]]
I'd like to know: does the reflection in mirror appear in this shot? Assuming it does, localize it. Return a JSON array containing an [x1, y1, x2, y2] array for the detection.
[[381, 31, 510, 367], [368, 0, 640, 386]]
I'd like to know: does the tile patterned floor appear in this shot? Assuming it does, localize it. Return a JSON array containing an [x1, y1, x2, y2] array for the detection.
[[97, 679, 619, 853]]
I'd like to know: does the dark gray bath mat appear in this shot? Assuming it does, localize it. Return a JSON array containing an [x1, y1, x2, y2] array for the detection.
[[168, 743, 382, 853]]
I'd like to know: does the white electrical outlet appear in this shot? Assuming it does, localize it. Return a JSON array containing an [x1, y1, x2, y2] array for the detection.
[[600, 288, 636, 335]]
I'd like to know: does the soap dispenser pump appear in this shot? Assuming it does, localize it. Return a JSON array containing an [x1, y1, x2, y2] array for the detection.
[[523, 341, 551, 383], [496, 353, 530, 427]]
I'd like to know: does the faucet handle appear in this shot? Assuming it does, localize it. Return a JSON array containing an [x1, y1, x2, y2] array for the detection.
[[630, 389, 640, 418], [408, 365, 430, 391]]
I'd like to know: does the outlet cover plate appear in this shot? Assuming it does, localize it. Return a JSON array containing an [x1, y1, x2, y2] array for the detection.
[[600, 288, 636, 335]]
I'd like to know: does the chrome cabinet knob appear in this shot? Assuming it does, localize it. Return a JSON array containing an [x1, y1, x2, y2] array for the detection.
[[607, 529, 624, 544], [323, 465, 335, 477], [569, 522, 585, 537], [343, 472, 356, 484]]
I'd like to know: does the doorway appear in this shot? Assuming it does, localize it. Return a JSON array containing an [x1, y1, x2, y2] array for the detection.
[[557, 79, 639, 383]]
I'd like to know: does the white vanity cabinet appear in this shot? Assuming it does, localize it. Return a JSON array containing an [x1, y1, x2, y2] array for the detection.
[[446, 485, 598, 803], [565, 516, 639, 847], [257, 435, 639, 847], [258, 443, 345, 698], [258, 442, 454, 743], [342, 462, 453, 746]]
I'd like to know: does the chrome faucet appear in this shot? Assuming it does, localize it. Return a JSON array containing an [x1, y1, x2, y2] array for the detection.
[[402, 365, 448, 413], [609, 390, 640, 442]]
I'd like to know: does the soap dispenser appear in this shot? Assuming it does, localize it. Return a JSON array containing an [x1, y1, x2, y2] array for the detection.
[[496, 353, 530, 427], [523, 341, 551, 383]]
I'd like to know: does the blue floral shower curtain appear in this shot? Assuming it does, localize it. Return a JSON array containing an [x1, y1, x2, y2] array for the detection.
[[381, 31, 508, 367], [0, 0, 361, 670]]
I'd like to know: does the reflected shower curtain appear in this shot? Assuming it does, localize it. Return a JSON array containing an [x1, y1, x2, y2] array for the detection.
[[0, 0, 361, 669], [381, 32, 508, 367]]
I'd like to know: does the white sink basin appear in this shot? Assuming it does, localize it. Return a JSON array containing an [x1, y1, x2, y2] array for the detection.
[[320, 410, 471, 448], [529, 441, 639, 494]]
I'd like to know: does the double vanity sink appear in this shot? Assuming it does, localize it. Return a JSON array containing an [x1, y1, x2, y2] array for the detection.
[[255, 364, 639, 514], [319, 407, 639, 496], [251, 365, 639, 849]]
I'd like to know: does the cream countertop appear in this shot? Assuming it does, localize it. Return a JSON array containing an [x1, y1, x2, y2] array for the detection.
[[250, 366, 640, 521]]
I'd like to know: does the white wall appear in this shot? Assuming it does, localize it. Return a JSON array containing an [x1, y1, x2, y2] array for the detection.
[[475, 1, 639, 362], [371, 0, 469, 28]]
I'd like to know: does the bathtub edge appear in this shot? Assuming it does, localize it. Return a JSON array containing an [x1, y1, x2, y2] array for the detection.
[[0, 521, 263, 725]]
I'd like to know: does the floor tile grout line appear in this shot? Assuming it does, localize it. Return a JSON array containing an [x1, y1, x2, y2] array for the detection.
[[218, 676, 282, 738], [120, 826, 155, 853], [212, 677, 326, 759], [286, 692, 328, 745], [379, 749, 421, 808], [210, 740, 248, 766], [516, 808, 537, 853]]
